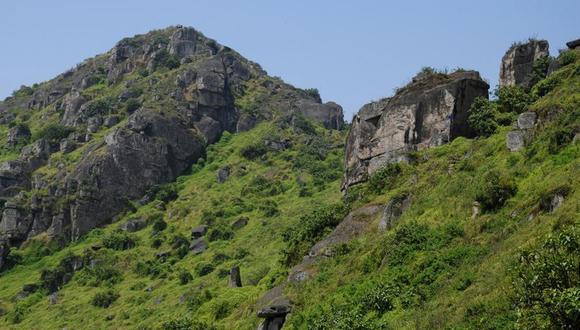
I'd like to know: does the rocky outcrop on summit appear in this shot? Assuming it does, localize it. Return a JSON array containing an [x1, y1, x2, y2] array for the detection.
[[499, 39, 549, 89], [0, 26, 344, 249], [342, 70, 489, 190]]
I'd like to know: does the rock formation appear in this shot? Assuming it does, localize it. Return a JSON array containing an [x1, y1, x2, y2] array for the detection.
[[342, 70, 489, 191], [506, 111, 537, 151], [499, 39, 549, 89], [0, 26, 344, 253]]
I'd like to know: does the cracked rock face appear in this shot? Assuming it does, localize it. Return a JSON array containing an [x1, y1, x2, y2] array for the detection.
[[342, 71, 489, 191], [499, 39, 549, 89]]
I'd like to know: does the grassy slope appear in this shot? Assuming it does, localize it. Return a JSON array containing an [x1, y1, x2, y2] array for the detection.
[[284, 52, 580, 329], [0, 51, 578, 330], [0, 122, 346, 329]]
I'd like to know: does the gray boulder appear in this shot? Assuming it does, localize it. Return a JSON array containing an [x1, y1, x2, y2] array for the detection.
[[566, 38, 580, 50], [231, 217, 249, 230], [191, 225, 208, 238], [499, 40, 549, 89], [378, 194, 411, 231], [257, 304, 291, 330], [506, 131, 526, 151], [229, 266, 242, 287], [343, 71, 489, 191], [7, 125, 31, 147], [119, 218, 147, 232], [189, 238, 208, 255], [216, 166, 230, 183], [507, 111, 537, 152]]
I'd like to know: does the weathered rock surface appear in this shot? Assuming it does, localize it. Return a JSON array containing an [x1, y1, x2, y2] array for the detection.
[[257, 304, 291, 330], [216, 166, 230, 183], [506, 111, 537, 151], [229, 266, 242, 287], [119, 218, 147, 232], [343, 71, 489, 191], [378, 193, 411, 231], [499, 39, 549, 89], [189, 238, 208, 255], [566, 38, 580, 50]]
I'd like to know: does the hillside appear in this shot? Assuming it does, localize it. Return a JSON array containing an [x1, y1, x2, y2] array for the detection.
[[0, 27, 579, 330]]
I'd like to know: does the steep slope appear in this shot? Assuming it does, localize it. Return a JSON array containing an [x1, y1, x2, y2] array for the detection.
[[0, 26, 343, 257]]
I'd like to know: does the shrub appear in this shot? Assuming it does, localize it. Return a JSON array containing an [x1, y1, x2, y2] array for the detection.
[[281, 203, 349, 266], [102, 231, 135, 250], [531, 56, 550, 83], [91, 289, 119, 308], [85, 98, 113, 117], [558, 50, 577, 66], [532, 75, 561, 97], [467, 97, 498, 137], [34, 124, 75, 143], [11, 85, 34, 98], [195, 262, 215, 277], [125, 98, 141, 114], [495, 86, 535, 114], [304, 88, 321, 101], [76, 265, 123, 287], [207, 226, 234, 242], [153, 49, 180, 70], [240, 143, 267, 160], [134, 259, 169, 279], [475, 169, 516, 212], [152, 218, 168, 233], [547, 127, 574, 154], [258, 199, 279, 217], [155, 183, 179, 203], [161, 317, 215, 330], [367, 163, 402, 194], [361, 282, 400, 313], [514, 227, 580, 328], [178, 270, 193, 285]]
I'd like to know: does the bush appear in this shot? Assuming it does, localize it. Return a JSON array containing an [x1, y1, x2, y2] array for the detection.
[[85, 98, 113, 117], [532, 75, 561, 97], [155, 183, 179, 203], [281, 204, 349, 266], [304, 88, 320, 101], [152, 218, 168, 233], [124, 98, 141, 114], [514, 227, 580, 328], [34, 124, 75, 143], [11, 85, 34, 98], [102, 231, 135, 250], [134, 259, 169, 279], [195, 262, 215, 277], [558, 50, 577, 66], [76, 265, 123, 287], [475, 169, 516, 212], [161, 317, 215, 330], [91, 289, 119, 308], [258, 199, 279, 217], [153, 49, 180, 70], [547, 127, 574, 154], [207, 226, 234, 242], [467, 97, 498, 137], [361, 283, 400, 313], [367, 163, 402, 194], [240, 143, 267, 160], [178, 270, 193, 285], [495, 86, 535, 114]]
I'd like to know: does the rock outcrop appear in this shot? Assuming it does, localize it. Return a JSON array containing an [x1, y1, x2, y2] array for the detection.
[[342, 71, 489, 191], [506, 111, 537, 151], [499, 39, 549, 89]]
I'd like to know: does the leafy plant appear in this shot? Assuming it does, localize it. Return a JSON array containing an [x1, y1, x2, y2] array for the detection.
[[467, 97, 498, 137], [91, 289, 119, 308]]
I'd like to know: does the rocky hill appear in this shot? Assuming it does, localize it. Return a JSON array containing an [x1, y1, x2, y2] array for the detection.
[[0, 28, 578, 330]]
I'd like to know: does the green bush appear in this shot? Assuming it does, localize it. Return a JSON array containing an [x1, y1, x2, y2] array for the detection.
[[155, 183, 179, 203], [124, 98, 141, 114], [558, 50, 577, 66], [258, 199, 279, 217], [240, 143, 267, 160], [475, 169, 516, 212], [153, 49, 180, 70], [85, 98, 113, 117], [367, 163, 402, 194], [134, 259, 169, 279], [281, 204, 349, 266], [514, 227, 580, 328], [11, 85, 34, 98], [547, 127, 574, 154], [178, 270, 193, 285], [91, 289, 119, 308], [152, 218, 168, 233], [207, 226, 234, 242], [361, 282, 399, 313], [495, 86, 535, 114], [195, 262, 215, 277], [532, 75, 561, 98], [33, 124, 75, 143], [76, 265, 122, 287], [102, 231, 135, 250], [467, 97, 498, 137]]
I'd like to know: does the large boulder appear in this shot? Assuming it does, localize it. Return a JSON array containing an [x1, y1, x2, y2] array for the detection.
[[342, 71, 489, 191], [499, 39, 549, 89]]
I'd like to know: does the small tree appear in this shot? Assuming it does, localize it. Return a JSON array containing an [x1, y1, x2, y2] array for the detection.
[[467, 97, 498, 137], [514, 227, 580, 328]]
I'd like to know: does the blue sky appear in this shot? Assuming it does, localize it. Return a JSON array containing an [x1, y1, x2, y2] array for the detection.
[[1, 0, 578, 119]]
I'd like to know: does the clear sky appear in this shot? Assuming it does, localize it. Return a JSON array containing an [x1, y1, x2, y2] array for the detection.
[[1, 0, 578, 119]]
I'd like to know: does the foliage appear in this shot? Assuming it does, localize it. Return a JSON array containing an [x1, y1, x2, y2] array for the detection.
[[367, 163, 402, 194], [153, 49, 180, 70], [558, 50, 577, 67], [281, 203, 349, 266], [124, 98, 141, 114], [514, 227, 580, 328], [467, 97, 498, 137], [475, 169, 516, 212], [495, 86, 535, 114], [91, 289, 120, 308], [33, 124, 75, 143], [240, 142, 267, 160], [102, 231, 135, 250]]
